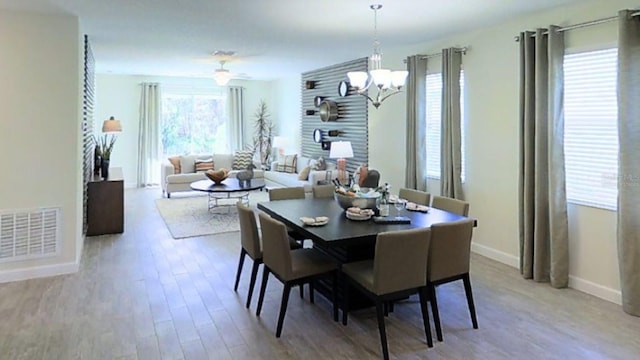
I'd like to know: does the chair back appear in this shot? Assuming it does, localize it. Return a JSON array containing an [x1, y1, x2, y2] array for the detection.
[[361, 169, 380, 188], [312, 185, 335, 198], [258, 212, 292, 279], [431, 195, 470, 216], [237, 203, 261, 259], [269, 187, 305, 201], [428, 219, 475, 282], [399, 188, 431, 206], [372, 228, 431, 295]]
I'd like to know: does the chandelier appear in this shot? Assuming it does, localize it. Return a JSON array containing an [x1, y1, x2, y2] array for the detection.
[[347, 4, 408, 109], [214, 60, 233, 86]]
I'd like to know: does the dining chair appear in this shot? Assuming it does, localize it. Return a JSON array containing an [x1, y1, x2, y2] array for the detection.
[[312, 184, 335, 198], [234, 203, 302, 309], [431, 195, 470, 216], [360, 169, 380, 189], [427, 218, 477, 342], [342, 228, 433, 360], [399, 188, 431, 206], [268, 186, 306, 201], [256, 212, 339, 338]]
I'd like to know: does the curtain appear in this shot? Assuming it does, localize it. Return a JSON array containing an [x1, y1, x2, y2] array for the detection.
[[137, 82, 161, 187], [227, 86, 245, 152], [440, 48, 464, 199], [617, 9, 640, 316], [518, 27, 569, 288], [405, 55, 428, 191]]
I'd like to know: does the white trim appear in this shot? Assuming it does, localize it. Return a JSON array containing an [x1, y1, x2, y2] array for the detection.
[[471, 242, 519, 268], [0, 261, 79, 284], [569, 275, 622, 305]]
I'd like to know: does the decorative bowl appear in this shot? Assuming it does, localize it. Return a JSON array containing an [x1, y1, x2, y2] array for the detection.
[[334, 192, 380, 210], [205, 168, 229, 184]]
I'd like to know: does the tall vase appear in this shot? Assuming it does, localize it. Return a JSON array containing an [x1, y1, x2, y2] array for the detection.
[[101, 158, 110, 180], [93, 145, 101, 175]]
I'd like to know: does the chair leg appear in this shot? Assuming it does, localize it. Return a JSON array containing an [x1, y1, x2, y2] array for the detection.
[[256, 267, 270, 316], [245, 260, 260, 309], [275, 283, 292, 338], [418, 287, 433, 348], [342, 275, 349, 325], [429, 283, 443, 342], [299, 284, 304, 299], [233, 249, 247, 292], [375, 299, 390, 360], [462, 273, 479, 329], [309, 281, 315, 304], [332, 271, 338, 322]]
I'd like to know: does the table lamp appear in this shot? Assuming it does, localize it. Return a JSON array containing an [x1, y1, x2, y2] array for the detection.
[[329, 141, 353, 185]]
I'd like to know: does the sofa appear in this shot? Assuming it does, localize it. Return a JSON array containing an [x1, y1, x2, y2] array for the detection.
[[161, 153, 263, 198], [263, 155, 342, 193]]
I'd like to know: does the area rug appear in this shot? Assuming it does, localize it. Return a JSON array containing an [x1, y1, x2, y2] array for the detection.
[[155, 191, 270, 239]]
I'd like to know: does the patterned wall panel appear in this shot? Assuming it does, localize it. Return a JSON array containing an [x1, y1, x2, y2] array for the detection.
[[300, 58, 368, 175], [82, 35, 95, 235]]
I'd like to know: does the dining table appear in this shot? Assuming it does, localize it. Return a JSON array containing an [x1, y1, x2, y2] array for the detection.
[[257, 197, 476, 309]]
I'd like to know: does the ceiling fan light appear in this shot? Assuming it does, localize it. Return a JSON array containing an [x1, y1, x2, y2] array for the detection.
[[214, 69, 232, 86]]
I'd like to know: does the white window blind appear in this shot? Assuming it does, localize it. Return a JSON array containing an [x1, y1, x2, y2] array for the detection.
[[425, 71, 465, 180], [564, 48, 618, 210]]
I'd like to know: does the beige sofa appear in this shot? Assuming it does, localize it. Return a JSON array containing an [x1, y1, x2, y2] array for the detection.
[[161, 154, 263, 198], [263, 155, 342, 193]]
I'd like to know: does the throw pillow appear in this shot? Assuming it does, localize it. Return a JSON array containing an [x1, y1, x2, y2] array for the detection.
[[168, 156, 181, 174], [276, 154, 297, 174], [315, 156, 327, 170], [179, 155, 197, 174], [232, 150, 253, 170], [298, 165, 311, 180], [195, 158, 214, 172]]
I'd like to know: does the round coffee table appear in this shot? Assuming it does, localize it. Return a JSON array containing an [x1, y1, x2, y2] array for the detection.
[[190, 178, 266, 212]]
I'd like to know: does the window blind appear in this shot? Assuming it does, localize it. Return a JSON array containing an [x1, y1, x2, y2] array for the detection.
[[564, 48, 618, 210]]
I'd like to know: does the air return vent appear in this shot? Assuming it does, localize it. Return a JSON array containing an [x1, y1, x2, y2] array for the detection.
[[0, 208, 60, 263]]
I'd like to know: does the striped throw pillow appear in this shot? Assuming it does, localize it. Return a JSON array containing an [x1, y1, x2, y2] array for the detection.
[[276, 154, 297, 174], [232, 150, 253, 170], [195, 158, 214, 172]]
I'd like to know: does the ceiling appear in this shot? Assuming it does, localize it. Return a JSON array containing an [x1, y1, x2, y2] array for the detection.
[[0, 0, 585, 80]]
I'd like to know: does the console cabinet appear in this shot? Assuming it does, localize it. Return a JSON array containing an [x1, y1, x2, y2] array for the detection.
[[87, 167, 124, 236]]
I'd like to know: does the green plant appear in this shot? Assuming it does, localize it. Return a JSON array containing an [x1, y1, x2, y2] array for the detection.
[[93, 134, 118, 160], [252, 100, 274, 164]]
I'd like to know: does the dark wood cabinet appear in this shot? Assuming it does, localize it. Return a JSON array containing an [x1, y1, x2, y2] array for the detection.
[[87, 167, 124, 236]]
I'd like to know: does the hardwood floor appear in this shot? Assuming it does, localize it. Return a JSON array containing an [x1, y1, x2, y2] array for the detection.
[[0, 188, 638, 360]]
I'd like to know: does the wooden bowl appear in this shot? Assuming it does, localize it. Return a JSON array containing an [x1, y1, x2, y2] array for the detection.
[[205, 168, 229, 184]]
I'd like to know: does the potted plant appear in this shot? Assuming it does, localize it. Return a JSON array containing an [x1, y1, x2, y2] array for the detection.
[[252, 100, 274, 166], [93, 134, 118, 179]]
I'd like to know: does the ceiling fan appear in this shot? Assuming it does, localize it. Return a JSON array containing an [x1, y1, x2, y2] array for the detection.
[[210, 50, 250, 85]]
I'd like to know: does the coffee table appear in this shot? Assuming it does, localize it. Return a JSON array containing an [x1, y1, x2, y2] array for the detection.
[[190, 178, 266, 212]]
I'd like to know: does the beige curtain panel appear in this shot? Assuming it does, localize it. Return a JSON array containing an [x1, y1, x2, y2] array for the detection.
[[518, 27, 569, 288], [227, 86, 245, 152], [137, 82, 161, 187], [440, 48, 464, 199], [616, 10, 640, 317], [405, 55, 428, 191]]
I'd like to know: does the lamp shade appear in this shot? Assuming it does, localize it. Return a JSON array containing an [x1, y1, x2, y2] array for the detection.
[[329, 141, 353, 159], [102, 116, 122, 133]]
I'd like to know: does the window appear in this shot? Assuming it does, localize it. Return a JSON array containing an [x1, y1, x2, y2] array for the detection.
[[425, 71, 465, 180], [161, 90, 228, 156], [564, 48, 618, 210]]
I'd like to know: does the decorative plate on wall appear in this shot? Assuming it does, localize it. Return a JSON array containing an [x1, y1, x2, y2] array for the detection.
[[313, 129, 323, 143], [314, 96, 326, 107], [319, 100, 338, 122], [338, 81, 350, 97]]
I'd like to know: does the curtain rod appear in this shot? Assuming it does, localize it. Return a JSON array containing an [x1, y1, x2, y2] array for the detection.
[[514, 10, 640, 42], [403, 47, 468, 63]]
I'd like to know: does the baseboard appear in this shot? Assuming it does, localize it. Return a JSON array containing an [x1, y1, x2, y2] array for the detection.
[[0, 261, 79, 284], [569, 275, 622, 305], [471, 242, 519, 268]]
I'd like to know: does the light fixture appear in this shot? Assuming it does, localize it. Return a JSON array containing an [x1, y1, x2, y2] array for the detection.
[[214, 60, 233, 86], [329, 141, 354, 184], [102, 116, 122, 133], [347, 4, 408, 109]]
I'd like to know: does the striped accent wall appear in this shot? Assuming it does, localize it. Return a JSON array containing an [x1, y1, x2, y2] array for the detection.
[[300, 58, 369, 175]]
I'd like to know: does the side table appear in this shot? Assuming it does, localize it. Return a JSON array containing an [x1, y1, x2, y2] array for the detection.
[[87, 167, 124, 236]]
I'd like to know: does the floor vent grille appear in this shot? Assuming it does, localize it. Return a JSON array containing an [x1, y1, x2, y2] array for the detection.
[[0, 207, 60, 263]]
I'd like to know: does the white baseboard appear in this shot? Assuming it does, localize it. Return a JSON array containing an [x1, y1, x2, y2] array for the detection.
[[471, 242, 519, 268], [0, 261, 79, 284], [569, 275, 622, 305]]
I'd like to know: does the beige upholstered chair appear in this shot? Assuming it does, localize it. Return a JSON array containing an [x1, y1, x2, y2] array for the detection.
[[256, 213, 339, 338], [399, 188, 431, 206], [342, 228, 433, 360], [427, 219, 477, 342], [431, 195, 470, 216], [234, 203, 301, 309], [268, 186, 305, 201], [312, 184, 335, 198]]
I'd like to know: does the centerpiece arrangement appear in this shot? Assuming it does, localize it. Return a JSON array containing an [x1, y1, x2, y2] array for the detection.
[[333, 182, 390, 211]]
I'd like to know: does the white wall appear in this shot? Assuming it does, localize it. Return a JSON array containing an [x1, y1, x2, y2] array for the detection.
[[0, 10, 82, 280], [276, 0, 637, 304], [95, 75, 273, 187], [269, 75, 302, 153]]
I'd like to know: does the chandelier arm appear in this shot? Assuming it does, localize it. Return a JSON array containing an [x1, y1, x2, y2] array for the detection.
[[377, 88, 402, 104], [354, 91, 377, 106]]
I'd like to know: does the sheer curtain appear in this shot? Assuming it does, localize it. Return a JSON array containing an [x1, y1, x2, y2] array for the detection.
[[617, 9, 640, 316], [440, 48, 464, 199], [518, 27, 569, 288], [137, 82, 161, 187], [405, 55, 428, 191], [227, 86, 245, 152]]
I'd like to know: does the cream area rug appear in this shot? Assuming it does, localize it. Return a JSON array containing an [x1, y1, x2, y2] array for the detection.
[[155, 191, 270, 239]]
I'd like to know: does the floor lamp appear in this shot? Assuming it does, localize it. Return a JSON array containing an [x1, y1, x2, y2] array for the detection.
[[329, 141, 353, 185]]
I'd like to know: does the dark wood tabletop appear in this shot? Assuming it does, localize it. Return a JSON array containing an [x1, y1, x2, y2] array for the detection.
[[257, 198, 471, 248], [190, 178, 265, 193]]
